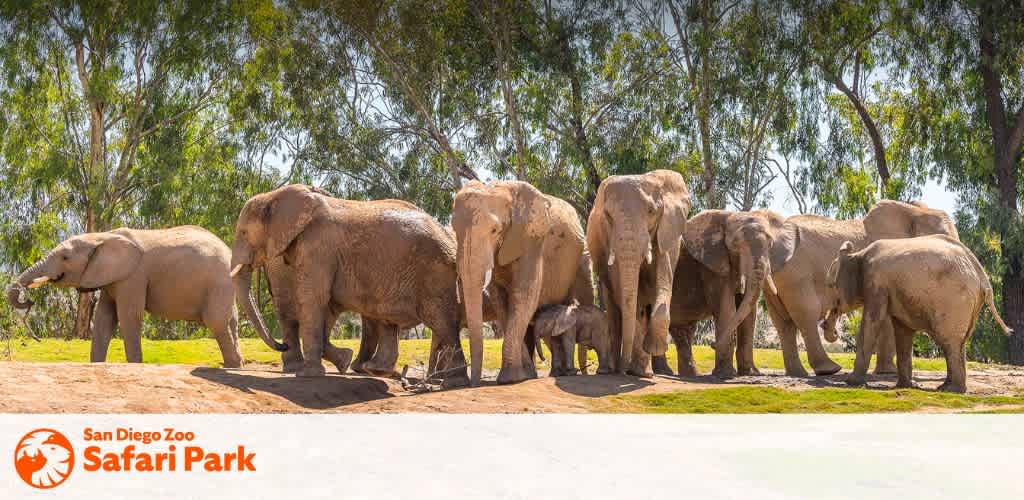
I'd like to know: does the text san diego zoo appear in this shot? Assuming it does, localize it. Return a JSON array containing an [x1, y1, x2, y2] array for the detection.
[[82, 427, 255, 472]]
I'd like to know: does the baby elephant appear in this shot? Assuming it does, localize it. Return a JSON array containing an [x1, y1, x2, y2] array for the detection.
[[824, 235, 1012, 393], [532, 304, 612, 376]]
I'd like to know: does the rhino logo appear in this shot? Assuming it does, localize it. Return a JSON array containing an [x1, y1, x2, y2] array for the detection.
[[14, 429, 74, 489]]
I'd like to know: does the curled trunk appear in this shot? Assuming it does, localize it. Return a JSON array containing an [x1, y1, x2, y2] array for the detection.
[[233, 265, 288, 352], [721, 256, 769, 336], [7, 258, 50, 309]]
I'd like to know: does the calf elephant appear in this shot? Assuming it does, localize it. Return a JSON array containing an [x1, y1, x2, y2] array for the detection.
[[764, 200, 959, 377], [824, 236, 1011, 393], [532, 304, 611, 376], [232, 185, 469, 384], [453, 180, 594, 386], [653, 210, 797, 378], [587, 170, 691, 376], [6, 226, 243, 367]]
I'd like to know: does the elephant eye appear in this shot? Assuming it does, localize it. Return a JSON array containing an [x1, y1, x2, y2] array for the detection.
[[491, 227, 498, 234], [62, 255, 68, 261]]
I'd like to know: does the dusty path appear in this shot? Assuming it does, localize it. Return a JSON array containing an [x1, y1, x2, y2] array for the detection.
[[1, 362, 1022, 413]]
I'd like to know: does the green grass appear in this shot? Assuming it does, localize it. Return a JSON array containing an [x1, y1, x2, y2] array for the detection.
[[598, 387, 1024, 413], [3, 337, 997, 372]]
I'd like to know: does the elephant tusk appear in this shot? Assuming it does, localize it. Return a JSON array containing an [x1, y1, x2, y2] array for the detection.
[[739, 275, 746, 294], [607, 250, 615, 266], [27, 276, 50, 289], [230, 264, 244, 277], [645, 243, 653, 265], [765, 272, 778, 295], [456, 279, 462, 304], [483, 269, 492, 290], [816, 319, 825, 336]]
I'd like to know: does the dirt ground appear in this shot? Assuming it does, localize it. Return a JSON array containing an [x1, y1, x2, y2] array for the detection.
[[1, 361, 1023, 413]]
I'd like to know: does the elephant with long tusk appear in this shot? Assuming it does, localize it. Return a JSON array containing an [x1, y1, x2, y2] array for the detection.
[[6, 226, 245, 367]]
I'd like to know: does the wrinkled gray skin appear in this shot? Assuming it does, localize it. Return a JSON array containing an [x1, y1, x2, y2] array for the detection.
[[453, 180, 594, 386], [232, 185, 470, 384], [824, 236, 1011, 393], [533, 304, 611, 376], [764, 200, 959, 377], [6, 227, 243, 367], [652, 210, 797, 379], [263, 257, 353, 374], [587, 170, 690, 376]]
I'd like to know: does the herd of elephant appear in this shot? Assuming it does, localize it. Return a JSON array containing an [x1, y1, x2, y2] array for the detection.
[[6, 170, 1012, 393]]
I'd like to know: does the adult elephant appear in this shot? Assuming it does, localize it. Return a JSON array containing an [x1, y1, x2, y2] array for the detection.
[[765, 200, 959, 376], [6, 226, 243, 367], [587, 170, 691, 376], [453, 180, 594, 386], [652, 209, 797, 378], [231, 184, 468, 383]]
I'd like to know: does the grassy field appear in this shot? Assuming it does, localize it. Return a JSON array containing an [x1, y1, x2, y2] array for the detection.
[[2, 336, 968, 372], [596, 387, 1024, 413]]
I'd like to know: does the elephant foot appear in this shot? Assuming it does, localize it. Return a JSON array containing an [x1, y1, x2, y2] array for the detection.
[[937, 382, 966, 394], [812, 359, 843, 376], [712, 364, 737, 380], [625, 368, 654, 378], [282, 359, 304, 374], [326, 348, 354, 374], [785, 365, 809, 377], [651, 356, 674, 376], [362, 361, 398, 377], [596, 366, 613, 375], [738, 366, 761, 376], [297, 363, 326, 377], [895, 379, 918, 390], [440, 370, 471, 389], [222, 358, 243, 369], [351, 359, 370, 375], [497, 364, 535, 385], [873, 363, 898, 375], [845, 374, 866, 387], [676, 363, 699, 378]]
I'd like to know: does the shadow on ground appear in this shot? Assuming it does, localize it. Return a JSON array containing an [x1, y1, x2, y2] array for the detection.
[[191, 367, 394, 410], [553, 373, 655, 397]]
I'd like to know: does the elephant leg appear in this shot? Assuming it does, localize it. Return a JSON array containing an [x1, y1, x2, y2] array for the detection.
[[847, 300, 888, 386], [352, 317, 380, 374], [603, 283, 623, 373], [893, 322, 915, 389], [116, 297, 145, 364], [426, 307, 469, 387], [321, 313, 353, 374], [764, 292, 807, 377], [296, 299, 327, 377], [626, 309, 652, 377], [280, 319, 304, 373], [873, 327, 898, 375], [937, 334, 968, 394], [363, 322, 399, 377], [736, 309, 760, 376], [563, 328, 578, 376], [90, 293, 117, 363], [208, 313, 243, 369], [547, 335, 564, 376], [651, 355, 674, 376], [788, 301, 842, 376], [711, 292, 738, 379], [496, 275, 542, 385], [670, 323, 698, 377]]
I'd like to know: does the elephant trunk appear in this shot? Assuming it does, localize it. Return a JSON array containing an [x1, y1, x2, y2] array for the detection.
[[614, 241, 642, 373], [232, 263, 288, 352], [7, 256, 53, 309], [721, 255, 769, 337], [458, 233, 492, 387]]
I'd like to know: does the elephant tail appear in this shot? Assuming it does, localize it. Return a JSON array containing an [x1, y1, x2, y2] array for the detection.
[[983, 285, 1013, 336]]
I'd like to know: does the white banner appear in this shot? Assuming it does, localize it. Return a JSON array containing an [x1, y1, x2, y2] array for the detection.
[[1, 414, 1020, 499]]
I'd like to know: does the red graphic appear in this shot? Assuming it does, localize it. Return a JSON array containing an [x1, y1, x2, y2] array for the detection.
[[14, 429, 74, 489]]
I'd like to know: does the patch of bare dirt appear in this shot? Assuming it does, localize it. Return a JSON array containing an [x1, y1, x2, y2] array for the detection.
[[0, 362, 1021, 413]]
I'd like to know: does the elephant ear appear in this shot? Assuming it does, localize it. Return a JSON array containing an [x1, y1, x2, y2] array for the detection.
[[497, 183, 551, 266], [264, 185, 328, 260], [79, 234, 143, 289], [653, 177, 691, 257], [684, 210, 731, 275], [769, 221, 800, 274]]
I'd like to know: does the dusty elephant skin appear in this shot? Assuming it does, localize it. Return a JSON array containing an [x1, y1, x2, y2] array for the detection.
[[232, 184, 470, 384], [452, 180, 594, 386], [587, 170, 691, 377], [824, 235, 1012, 393], [654, 209, 797, 379], [532, 304, 611, 376], [764, 200, 959, 377], [6, 226, 243, 367]]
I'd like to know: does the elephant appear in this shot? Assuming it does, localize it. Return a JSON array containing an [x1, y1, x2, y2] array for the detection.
[[453, 180, 594, 386], [231, 184, 469, 383], [763, 200, 960, 377], [652, 209, 797, 379], [532, 304, 611, 376], [586, 170, 691, 376], [6, 226, 243, 367], [823, 235, 1011, 393]]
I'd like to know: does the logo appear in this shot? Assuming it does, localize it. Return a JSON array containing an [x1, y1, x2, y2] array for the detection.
[[14, 429, 74, 489]]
